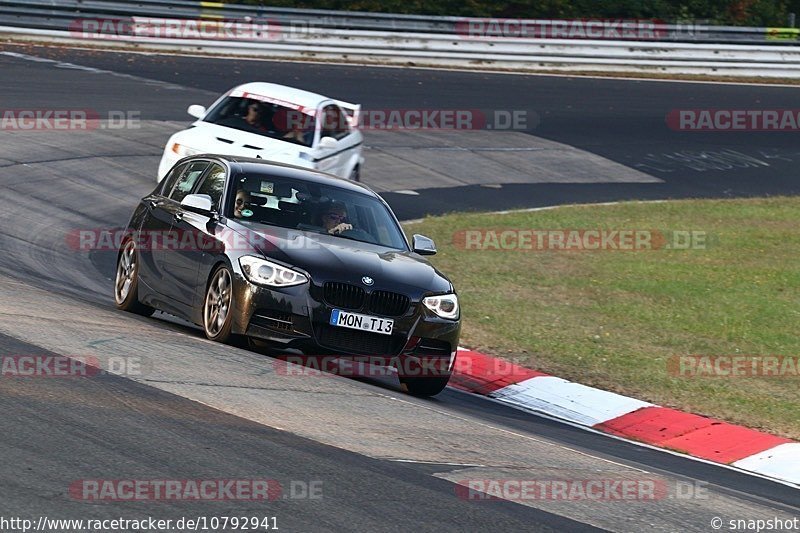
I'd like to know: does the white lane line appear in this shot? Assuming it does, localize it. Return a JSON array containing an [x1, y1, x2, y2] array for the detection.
[[389, 459, 487, 467]]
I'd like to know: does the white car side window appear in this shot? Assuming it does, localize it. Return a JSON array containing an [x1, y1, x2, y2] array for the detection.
[[320, 105, 350, 141]]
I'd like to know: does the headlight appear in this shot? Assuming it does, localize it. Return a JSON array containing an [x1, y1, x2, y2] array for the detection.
[[239, 256, 308, 288], [171, 143, 202, 158], [422, 294, 459, 320]]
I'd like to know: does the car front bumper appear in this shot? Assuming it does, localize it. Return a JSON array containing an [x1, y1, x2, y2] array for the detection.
[[230, 273, 461, 373]]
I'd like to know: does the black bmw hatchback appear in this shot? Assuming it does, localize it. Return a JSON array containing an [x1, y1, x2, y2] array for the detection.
[[114, 155, 461, 396]]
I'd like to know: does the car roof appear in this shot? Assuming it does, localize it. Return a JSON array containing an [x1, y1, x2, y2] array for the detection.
[[200, 155, 377, 196], [232, 82, 331, 110]]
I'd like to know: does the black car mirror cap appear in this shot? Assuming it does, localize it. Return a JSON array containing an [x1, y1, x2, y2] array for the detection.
[[181, 194, 215, 216], [412, 234, 437, 255]]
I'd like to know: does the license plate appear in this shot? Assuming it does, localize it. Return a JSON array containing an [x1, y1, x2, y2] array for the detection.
[[329, 309, 393, 335]]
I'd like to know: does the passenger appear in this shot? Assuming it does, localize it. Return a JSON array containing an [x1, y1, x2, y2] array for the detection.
[[244, 102, 268, 131], [283, 122, 307, 144], [274, 108, 311, 145]]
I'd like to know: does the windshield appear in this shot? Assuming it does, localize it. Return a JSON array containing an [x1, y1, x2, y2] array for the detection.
[[228, 173, 408, 250], [203, 96, 316, 147]]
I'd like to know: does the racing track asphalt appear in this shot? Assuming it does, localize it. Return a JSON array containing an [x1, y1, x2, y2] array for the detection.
[[0, 331, 597, 532], [0, 44, 798, 532], [4, 44, 800, 219]]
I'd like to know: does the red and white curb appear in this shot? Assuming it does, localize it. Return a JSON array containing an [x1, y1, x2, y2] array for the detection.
[[449, 347, 800, 487]]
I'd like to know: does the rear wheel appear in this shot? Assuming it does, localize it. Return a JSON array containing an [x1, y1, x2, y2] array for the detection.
[[203, 266, 235, 343], [114, 239, 155, 317]]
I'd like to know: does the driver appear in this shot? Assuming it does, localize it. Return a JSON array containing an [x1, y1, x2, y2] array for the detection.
[[233, 189, 252, 219], [321, 202, 352, 235], [244, 102, 269, 131]]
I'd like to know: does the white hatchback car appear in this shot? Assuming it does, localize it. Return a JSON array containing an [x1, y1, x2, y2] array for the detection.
[[158, 82, 364, 182]]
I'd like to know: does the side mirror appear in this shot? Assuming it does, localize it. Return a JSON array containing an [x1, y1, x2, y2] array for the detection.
[[412, 234, 437, 255], [187, 104, 206, 119], [318, 136, 339, 150], [181, 194, 214, 215]]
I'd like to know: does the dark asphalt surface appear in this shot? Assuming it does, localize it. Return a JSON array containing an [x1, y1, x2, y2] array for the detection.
[[4, 44, 800, 219], [0, 333, 598, 532]]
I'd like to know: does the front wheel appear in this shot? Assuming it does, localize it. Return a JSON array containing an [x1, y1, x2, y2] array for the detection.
[[203, 266, 235, 343], [114, 239, 155, 317]]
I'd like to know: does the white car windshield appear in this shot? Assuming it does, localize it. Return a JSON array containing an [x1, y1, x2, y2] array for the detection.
[[203, 96, 316, 147]]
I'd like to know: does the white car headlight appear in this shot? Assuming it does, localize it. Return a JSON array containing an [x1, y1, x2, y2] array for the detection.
[[171, 143, 202, 158], [239, 256, 308, 288], [422, 294, 459, 320]]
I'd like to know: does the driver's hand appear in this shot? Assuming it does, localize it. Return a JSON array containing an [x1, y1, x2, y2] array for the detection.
[[329, 223, 353, 235]]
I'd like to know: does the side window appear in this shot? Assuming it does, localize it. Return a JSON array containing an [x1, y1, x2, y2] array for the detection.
[[195, 163, 227, 211], [320, 105, 350, 141], [159, 162, 189, 197], [169, 161, 209, 203]]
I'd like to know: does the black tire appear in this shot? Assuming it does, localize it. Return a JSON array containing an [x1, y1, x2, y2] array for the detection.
[[203, 265, 235, 343], [114, 239, 155, 317], [399, 375, 451, 397]]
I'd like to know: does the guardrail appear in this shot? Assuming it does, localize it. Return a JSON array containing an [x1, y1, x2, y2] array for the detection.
[[2, 1, 800, 77], [3, 0, 800, 44]]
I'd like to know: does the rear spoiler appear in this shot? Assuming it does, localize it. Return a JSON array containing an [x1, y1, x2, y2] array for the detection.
[[333, 99, 361, 128]]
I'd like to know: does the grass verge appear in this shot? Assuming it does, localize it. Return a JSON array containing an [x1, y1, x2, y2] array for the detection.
[[405, 197, 800, 438]]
